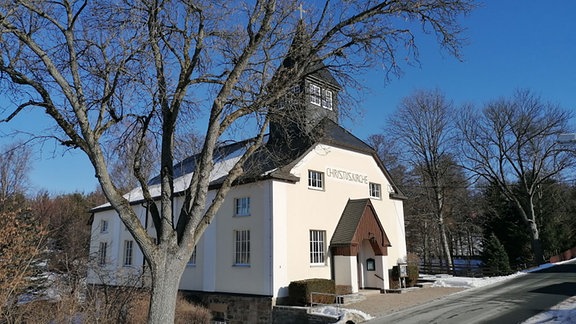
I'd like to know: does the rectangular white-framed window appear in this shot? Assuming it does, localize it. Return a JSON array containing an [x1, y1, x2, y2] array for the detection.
[[234, 197, 250, 216], [322, 89, 333, 110], [123, 240, 134, 266], [369, 182, 382, 199], [234, 230, 250, 266], [188, 246, 197, 266], [309, 83, 321, 106], [98, 242, 107, 265], [310, 230, 326, 265], [100, 219, 108, 233], [308, 170, 324, 190]]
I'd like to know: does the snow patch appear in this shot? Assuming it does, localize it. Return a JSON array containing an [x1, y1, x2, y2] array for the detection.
[[313, 306, 373, 323], [426, 260, 576, 324]]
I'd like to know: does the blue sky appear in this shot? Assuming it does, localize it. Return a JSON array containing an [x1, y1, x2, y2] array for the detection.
[[345, 0, 576, 139], [1, 0, 575, 194]]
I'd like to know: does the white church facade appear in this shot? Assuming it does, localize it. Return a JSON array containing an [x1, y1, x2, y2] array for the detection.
[[88, 136, 407, 293], [87, 37, 407, 321]]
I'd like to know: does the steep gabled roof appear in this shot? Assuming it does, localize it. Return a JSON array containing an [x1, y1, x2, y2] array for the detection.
[[331, 199, 391, 256], [282, 20, 341, 90], [91, 117, 404, 212], [331, 199, 371, 246]]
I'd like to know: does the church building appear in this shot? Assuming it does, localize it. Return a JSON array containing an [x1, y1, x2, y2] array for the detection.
[[87, 29, 407, 322]]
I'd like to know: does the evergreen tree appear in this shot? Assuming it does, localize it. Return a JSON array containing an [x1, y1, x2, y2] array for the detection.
[[482, 183, 532, 268], [482, 233, 513, 276]]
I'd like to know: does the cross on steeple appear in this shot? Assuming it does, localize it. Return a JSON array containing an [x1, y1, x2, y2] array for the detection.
[[298, 3, 307, 20]]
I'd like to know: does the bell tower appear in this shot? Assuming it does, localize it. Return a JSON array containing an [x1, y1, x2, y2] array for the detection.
[[269, 21, 341, 146]]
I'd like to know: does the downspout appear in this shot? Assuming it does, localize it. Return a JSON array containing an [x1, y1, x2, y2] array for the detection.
[[142, 202, 149, 286], [268, 180, 274, 298]]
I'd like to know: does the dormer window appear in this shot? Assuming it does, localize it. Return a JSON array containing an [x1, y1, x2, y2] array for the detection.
[[322, 90, 333, 110], [309, 83, 333, 110], [309, 84, 321, 106]]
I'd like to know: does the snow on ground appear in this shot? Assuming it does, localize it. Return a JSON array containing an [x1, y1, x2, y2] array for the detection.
[[425, 260, 576, 324], [427, 271, 526, 289], [312, 260, 575, 323], [522, 296, 576, 324], [313, 306, 373, 323]]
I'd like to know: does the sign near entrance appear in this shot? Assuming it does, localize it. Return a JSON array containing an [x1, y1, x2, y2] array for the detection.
[[326, 167, 368, 184]]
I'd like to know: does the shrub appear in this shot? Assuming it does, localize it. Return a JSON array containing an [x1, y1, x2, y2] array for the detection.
[[406, 264, 419, 287], [126, 292, 211, 324], [389, 266, 400, 289], [288, 278, 335, 306], [174, 295, 212, 324]]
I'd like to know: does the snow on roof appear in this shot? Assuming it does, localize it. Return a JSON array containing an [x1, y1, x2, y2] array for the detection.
[[92, 119, 384, 212], [93, 155, 242, 210]]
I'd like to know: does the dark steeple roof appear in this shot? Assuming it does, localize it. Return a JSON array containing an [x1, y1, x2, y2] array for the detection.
[[284, 20, 340, 89]]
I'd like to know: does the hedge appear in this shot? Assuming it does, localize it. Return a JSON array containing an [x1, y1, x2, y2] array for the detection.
[[288, 278, 335, 306]]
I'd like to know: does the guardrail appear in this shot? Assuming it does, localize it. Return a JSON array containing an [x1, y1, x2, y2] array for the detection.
[[419, 263, 489, 277], [309, 292, 344, 315], [549, 246, 576, 263]]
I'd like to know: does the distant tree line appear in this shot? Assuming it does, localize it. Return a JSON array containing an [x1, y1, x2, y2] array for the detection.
[[369, 89, 576, 272], [0, 142, 104, 321]]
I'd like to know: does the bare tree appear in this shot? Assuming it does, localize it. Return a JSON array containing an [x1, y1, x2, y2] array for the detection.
[[386, 89, 457, 270], [0, 143, 31, 202], [366, 134, 407, 187], [0, 208, 47, 322], [0, 1, 475, 322], [457, 90, 575, 265]]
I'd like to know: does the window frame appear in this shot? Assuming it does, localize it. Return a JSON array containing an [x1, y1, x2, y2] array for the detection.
[[233, 230, 251, 266], [100, 219, 108, 233], [309, 83, 321, 106], [309, 230, 326, 265], [234, 197, 251, 217], [187, 246, 197, 266], [98, 242, 108, 266], [369, 182, 382, 199], [308, 170, 324, 190], [123, 240, 134, 266], [366, 258, 376, 271]]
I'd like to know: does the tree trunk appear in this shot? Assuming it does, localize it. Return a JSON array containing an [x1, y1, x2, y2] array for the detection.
[[528, 220, 545, 265], [438, 217, 453, 272], [147, 255, 187, 324]]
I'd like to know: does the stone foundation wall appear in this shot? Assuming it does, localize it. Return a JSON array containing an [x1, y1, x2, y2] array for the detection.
[[272, 306, 338, 324], [183, 291, 273, 324]]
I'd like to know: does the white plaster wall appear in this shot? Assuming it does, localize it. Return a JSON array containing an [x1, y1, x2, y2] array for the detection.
[[361, 240, 378, 289], [271, 181, 289, 298], [210, 181, 272, 295], [376, 255, 388, 289], [333, 255, 358, 293], [87, 209, 126, 285], [180, 191, 215, 291], [283, 144, 407, 285]]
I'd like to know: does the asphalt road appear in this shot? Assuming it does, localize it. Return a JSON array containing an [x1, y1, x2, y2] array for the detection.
[[369, 259, 576, 324]]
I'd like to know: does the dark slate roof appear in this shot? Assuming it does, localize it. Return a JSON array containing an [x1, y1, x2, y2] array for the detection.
[[316, 118, 374, 153], [142, 116, 406, 202], [282, 20, 341, 90], [92, 118, 404, 213], [306, 60, 341, 90], [177, 117, 379, 188], [330, 199, 372, 246], [148, 137, 256, 186]]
